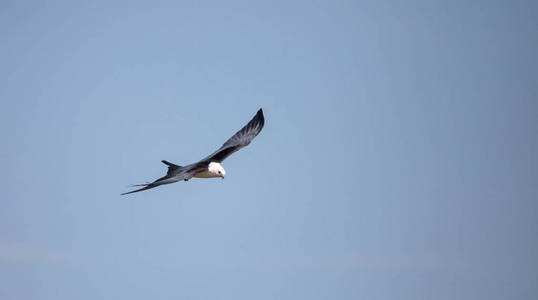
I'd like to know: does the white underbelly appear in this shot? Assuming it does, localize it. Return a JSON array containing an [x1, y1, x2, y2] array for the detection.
[[194, 171, 219, 178]]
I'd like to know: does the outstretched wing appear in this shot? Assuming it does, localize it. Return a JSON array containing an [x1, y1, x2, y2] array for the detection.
[[121, 175, 185, 195], [121, 161, 207, 195], [121, 109, 264, 195], [202, 108, 265, 163]]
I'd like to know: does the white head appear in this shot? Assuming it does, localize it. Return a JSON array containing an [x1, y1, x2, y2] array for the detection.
[[208, 162, 226, 178]]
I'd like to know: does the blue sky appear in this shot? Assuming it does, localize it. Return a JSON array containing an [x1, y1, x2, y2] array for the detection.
[[1, 1, 537, 299]]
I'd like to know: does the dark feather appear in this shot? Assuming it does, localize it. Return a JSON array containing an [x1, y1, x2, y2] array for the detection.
[[203, 108, 264, 163], [121, 108, 264, 195]]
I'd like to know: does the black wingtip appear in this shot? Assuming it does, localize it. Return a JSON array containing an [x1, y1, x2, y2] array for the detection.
[[256, 108, 264, 124], [248, 109, 264, 134], [161, 160, 177, 166]]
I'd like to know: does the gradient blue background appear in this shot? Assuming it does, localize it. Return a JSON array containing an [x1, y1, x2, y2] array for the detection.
[[1, 1, 537, 299]]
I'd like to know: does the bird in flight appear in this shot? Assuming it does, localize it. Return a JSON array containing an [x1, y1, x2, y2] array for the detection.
[[121, 108, 265, 195]]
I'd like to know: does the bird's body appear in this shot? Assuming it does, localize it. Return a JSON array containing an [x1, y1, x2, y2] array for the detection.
[[121, 109, 264, 195], [193, 162, 226, 178]]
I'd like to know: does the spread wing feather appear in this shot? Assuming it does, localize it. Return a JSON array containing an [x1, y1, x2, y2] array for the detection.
[[121, 162, 206, 195], [203, 108, 264, 163], [121, 108, 264, 195]]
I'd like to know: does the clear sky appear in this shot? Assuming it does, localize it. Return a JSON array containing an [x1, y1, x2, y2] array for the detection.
[[1, 1, 537, 299]]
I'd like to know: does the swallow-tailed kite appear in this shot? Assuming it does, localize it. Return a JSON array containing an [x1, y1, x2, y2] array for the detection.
[[121, 108, 265, 195]]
